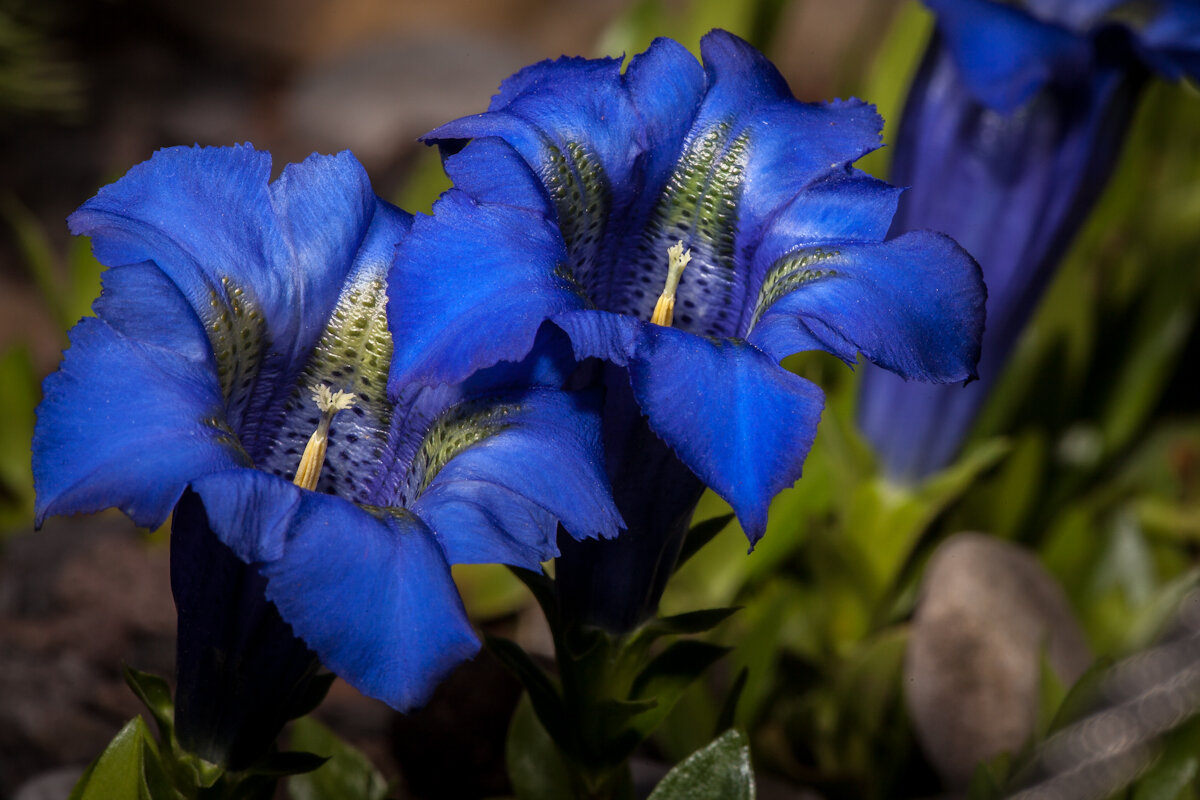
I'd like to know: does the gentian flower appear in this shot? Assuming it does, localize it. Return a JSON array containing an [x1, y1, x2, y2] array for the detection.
[[858, 0, 1200, 481], [388, 30, 986, 629], [32, 145, 620, 763]]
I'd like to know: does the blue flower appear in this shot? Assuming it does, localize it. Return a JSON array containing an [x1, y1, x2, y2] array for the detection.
[[387, 31, 985, 626], [858, 0, 1200, 481], [33, 145, 620, 740]]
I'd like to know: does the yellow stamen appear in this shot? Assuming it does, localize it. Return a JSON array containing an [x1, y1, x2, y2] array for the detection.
[[293, 385, 357, 491], [650, 241, 692, 327]]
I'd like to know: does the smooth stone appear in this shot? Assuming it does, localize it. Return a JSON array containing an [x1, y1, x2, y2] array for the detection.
[[905, 532, 1092, 791]]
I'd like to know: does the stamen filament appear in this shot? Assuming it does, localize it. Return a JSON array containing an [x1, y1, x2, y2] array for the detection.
[[293, 385, 357, 491], [651, 241, 692, 327]]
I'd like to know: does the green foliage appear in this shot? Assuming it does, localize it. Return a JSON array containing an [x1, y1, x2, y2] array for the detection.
[[506, 696, 578, 800], [68, 717, 181, 800], [286, 718, 389, 800], [646, 729, 755, 800], [0, 345, 37, 528]]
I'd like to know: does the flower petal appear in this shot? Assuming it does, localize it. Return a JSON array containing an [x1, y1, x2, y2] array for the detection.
[[406, 386, 621, 562], [856, 25, 1141, 480], [387, 190, 586, 391], [410, 480, 557, 568], [33, 314, 247, 528], [628, 326, 824, 545], [191, 468, 479, 711], [68, 146, 387, 436], [925, 0, 1093, 112], [746, 231, 985, 383]]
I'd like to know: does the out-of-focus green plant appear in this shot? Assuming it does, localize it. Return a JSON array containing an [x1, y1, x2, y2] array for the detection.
[[641, 3, 1200, 798], [0, 0, 82, 120], [1, 196, 103, 534]]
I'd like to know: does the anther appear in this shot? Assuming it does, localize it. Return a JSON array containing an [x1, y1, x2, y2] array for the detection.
[[651, 241, 692, 327], [293, 385, 357, 491]]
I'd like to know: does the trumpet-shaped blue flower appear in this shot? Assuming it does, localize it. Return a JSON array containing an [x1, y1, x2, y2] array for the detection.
[[33, 145, 620, 758], [858, 0, 1200, 480], [388, 31, 986, 627]]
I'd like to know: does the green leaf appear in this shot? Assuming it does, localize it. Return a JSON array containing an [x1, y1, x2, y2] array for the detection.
[[286, 718, 386, 800], [123, 666, 175, 743], [69, 717, 180, 800], [1133, 715, 1200, 800], [287, 672, 338, 721], [715, 668, 749, 736], [965, 754, 1009, 800], [506, 695, 577, 800], [676, 514, 736, 571], [646, 729, 754, 800], [638, 607, 741, 638], [0, 345, 37, 530], [628, 640, 731, 740], [485, 634, 569, 744]]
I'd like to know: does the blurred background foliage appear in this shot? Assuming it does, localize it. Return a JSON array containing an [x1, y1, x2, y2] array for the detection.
[[3, 0, 1199, 797]]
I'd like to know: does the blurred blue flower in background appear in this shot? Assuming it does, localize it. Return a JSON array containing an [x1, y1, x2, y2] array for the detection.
[[389, 30, 986, 629], [32, 145, 619, 764], [858, 0, 1200, 482]]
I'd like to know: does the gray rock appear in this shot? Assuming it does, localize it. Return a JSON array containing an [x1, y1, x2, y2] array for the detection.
[[905, 533, 1092, 790]]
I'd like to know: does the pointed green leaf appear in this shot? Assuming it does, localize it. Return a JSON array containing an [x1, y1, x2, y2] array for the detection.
[[638, 607, 742, 639], [676, 514, 736, 571], [506, 695, 577, 800], [122, 666, 175, 743], [485, 634, 569, 744], [715, 668, 749, 736], [250, 750, 329, 779], [628, 640, 731, 740], [646, 728, 754, 800], [286, 717, 387, 800], [1133, 715, 1200, 800], [69, 717, 180, 800], [288, 672, 338, 721]]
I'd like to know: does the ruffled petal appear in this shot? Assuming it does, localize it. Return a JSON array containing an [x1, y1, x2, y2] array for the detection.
[[626, 326, 825, 545], [191, 468, 479, 711], [408, 386, 621, 561], [746, 231, 985, 383], [33, 314, 247, 528], [612, 31, 885, 338], [387, 191, 587, 392], [410, 480, 557, 569], [424, 54, 642, 209], [68, 146, 385, 434]]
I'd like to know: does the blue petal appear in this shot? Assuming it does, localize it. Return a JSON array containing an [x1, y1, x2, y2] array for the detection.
[[697, 30, 885, 243], [68, 146, 385, 432], [424, 54, 642, 208], [855, 18, 1142, 481], [746, 231, 985, 383], [409, 386, 621, 561], [926, 0, 1093, 112], [1135, 1, 1200, 80], [191, 468, 479, 711], [557, 309, 824, 545], [625, 327, 824, 545], [410, 480, 557, 568], [616, 31, 885, 337], [387, 191, 586, 392], [441, 138, 556, 215], [33, 315, 247, 528], [621, 37, 707, 220], [746, 170, 903, 274]]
